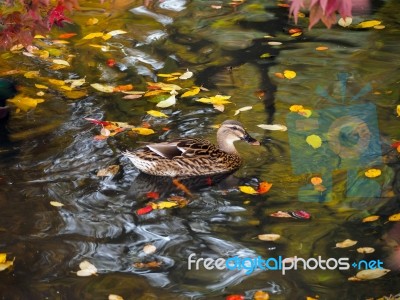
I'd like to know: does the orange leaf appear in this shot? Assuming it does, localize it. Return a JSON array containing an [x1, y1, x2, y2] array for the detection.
[[310, 177, 323, 185], [113, 84, 133, 92], [172, 179, 193, 197], [146, 192, 159, 199], [137, 205, 153, 215], [58, 33, 77, 39], [274, 72, 285, 79], [316, 46, 329, 51], [257, 181, 272, 194]]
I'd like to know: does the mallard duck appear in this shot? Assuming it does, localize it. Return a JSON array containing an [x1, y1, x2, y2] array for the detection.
[[123, 120, 260, 177]]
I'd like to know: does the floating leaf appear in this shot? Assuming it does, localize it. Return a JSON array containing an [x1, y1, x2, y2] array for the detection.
[[258, 234, 281, 241], [58, 33, 77, 39], [260, 53, 271, 58], [298, 109, 312, 118], [53, 59, 70, 66], [64, 90, 87, 99], [137, 205, 153, 215], [365, 169, 381, 178], [239, 186, 258, 195], [213, 104, 225, 112], [336, 239, 357, 248], [283, 70, 296, 79], [133, 261, 162, 268], [388, 213, 400, 222], [316, 46, 329, 51], [147, 110, 168, 118], [234, 106, 252, 116], [196, 95, 231, 105], [7, 94, 44, 112], [306, 135, 322, 149], [253, 290, 270, 300], [156, 94, 176, 108], [338, 17, 353, 27], [362, 215, 380, 223], [35, 84, 48, 89], [0, 253, 14, 272], [97, 165, 120, 177], [65, 78, 86, 88], [270, 211, 292, 218], [82, 32, 104, 40], [24, 70, 40, 78], [179, 70, 193, 80], [289, 104, 304, 112], [268, 41, 282, 46], [147, 82, 181, 91], [146, 192, 159, 199], [113, 84, 133, 92], [397, 105, 400, 117], [132, 128, 155, 135], [48, 78, 65, 86], [108, 295, 124, 300], [143, 244, 156, 255], [310, 177, 323, 185], [181, 87, 200, 98], [274, 72, 285, 79], [151, 201, 178, 209], [355, 268, 390, 280], [226, 295, 245, 300], [86, 18, 98, 26], [257, 124, 287, 131], [91, 83, 114, 93], [77, 261, 97, 277], [50, 201, 64, 207], [257, 181, 272, 194], [357, 247, 375, 254], [356, 20, 382, 29], [123, 94, 143, 100], [106, 30, 127, 36]]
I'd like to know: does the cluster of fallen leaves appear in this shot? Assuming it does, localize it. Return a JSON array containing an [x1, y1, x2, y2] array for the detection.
[[238, 181, 273, 195], [226, 290, 270, 300]]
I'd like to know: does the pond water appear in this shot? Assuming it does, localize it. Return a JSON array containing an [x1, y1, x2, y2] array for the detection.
[[0, 0, 400, 299]]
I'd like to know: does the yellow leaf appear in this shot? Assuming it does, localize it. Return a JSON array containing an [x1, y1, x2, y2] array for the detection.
[[0, 254, 13, 272], [48, 78, 66, 86], [0, 253, 6, 264], [388, 213, 400, 222], [336, 239, 357, 248], [283, 70, 296, 79], [196, 95, 232, 105], [132, 128, 155, 135], [7, 94, 44, 112], [181, 87, 200, 98], [357, 247, 375, 254], [86, 18, 98, 26], [35, 84, 48, 89], [253, 290, 270, 300], [157, 73, 174, 78], [396, 105, 400, 117], [364, 168, 381, 178], [356, 20, 382, 28], [310, 177, 323, 185], [64, 90, 87, 99], [289, 105, 304, 112], [152, 201, 178, 209], [90, 83, 115, 93], [24, 71, 40, 78], [52, 59, 70, 66], [362, 215, 380, 223], [306, 134, 322, 149], [50, 201, 64, 207], [239, 186, 258, 195], [109, 294, 124, 300], [291, 32, 302, 37], [34, 34, 46, 39], [147, 110, 168, 118], [82, 32, 104, 40]]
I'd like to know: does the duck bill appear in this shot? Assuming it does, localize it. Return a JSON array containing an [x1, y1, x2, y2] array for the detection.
[[243, 132, 260, 145]]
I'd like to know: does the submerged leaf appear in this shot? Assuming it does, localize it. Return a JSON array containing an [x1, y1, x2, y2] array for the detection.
[[82, 32, 104, 40], [97, 165, 120, 176], [7, 94, 44, 112], [362, 215, 380, 223]]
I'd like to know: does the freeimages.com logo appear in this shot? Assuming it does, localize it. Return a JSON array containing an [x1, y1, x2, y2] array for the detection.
[[187, 253, 384, 275], [286, 73, 383, 202]]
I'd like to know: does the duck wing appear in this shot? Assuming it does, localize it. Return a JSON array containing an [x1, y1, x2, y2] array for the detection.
[[146, 138, 214, 159]]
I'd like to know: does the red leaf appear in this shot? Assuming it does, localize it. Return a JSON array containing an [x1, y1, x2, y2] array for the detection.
[[205, 177, 213, 186], [137, 205, 153, 215], [48, 3, 72, 28], [391, 141, 400, 148], [146, 192, 159, 200], [226, 295, 245, 300], [85, 118, 111, 126], [106, 58, 116, 67], [290, 210, 311, 220]]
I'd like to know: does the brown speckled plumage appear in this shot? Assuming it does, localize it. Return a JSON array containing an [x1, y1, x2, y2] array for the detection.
[[123, 120, 259, 177]]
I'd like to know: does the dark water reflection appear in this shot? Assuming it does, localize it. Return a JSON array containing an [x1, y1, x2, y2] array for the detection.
[[1, 0, 400, 299]]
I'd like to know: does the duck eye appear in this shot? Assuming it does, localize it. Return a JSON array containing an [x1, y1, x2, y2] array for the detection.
[[232, 126, 238, 130]]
